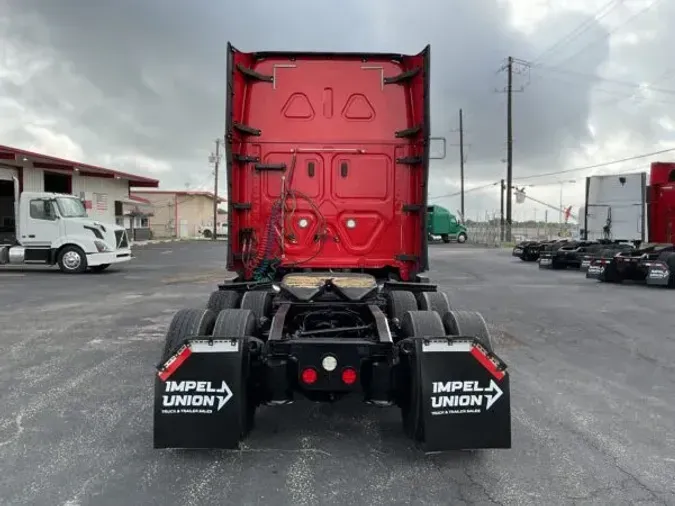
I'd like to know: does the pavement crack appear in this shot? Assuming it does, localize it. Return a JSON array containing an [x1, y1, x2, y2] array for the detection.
[[462, 466, 504, 506]]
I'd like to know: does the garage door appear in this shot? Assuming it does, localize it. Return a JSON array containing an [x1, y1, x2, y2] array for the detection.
[[0, 166, 18, 181]]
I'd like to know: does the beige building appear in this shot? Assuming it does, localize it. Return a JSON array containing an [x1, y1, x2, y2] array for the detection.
[[130, 190, 226, 239], [118, 195, 155, 241]]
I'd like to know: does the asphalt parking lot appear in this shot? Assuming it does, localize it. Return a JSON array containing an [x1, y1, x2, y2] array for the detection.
[[0, 241, 673, 506]]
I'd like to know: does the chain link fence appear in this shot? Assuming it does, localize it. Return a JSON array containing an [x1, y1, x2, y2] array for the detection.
[[464, 212, 576, 248]]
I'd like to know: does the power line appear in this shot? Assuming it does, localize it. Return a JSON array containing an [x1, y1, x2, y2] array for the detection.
[[514, 147, 675, 181], [529, 64, 675, 97], [429, 161, 657, 202], [521, 66, 675, 149], [530, 0, 623, 66], [549, 0, 663, 70], [430, 182, 500, 200]]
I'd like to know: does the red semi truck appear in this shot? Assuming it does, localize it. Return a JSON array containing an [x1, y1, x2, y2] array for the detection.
[[648, 162, 675, 244], [153, 44, 511, 451]]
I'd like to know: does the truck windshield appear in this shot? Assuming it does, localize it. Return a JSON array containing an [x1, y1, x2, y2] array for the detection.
[[56, 197, 88, 218]]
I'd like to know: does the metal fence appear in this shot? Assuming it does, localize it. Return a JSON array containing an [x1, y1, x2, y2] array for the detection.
[[464, 212, 576, 247]]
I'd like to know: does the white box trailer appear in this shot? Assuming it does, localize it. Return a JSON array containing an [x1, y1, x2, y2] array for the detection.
[[582, 173, 647, 243]]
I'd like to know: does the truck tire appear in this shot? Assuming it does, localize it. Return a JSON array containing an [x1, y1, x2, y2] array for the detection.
[[442, 310, 494, 353], [212, 309, 259, 437], [240, 290, 273, 322], [57, 245, 88, 274], [398, 310, 446, 440], [213, 308, 257, 337], [160, 308, 217, 363], [207, 290, 240, 313], [202, 229, 212, 239], [386, 290, 418, 323], [441, 234, 450, 243], [400, 310, 446, 338], [457, 232, 467, 243], [417, 291, 451, 319]]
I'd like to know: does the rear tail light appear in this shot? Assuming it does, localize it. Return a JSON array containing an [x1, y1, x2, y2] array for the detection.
[[341, 367, 357, 385], [301, 367, 318, 385]]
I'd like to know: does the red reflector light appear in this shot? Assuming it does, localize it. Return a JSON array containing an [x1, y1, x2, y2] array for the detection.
[[301, 367, 318, 385], [341, 367, 357, 385]]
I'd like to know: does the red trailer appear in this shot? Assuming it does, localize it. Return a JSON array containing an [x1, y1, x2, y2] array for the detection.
[[648, 162, 675, 244]]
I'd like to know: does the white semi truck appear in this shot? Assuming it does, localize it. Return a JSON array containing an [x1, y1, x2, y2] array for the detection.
[[581, 172, 647, 243], [0, 175, 132, 273]]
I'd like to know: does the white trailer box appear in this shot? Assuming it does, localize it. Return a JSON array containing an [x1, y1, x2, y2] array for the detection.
[[583, 173, 646, 242]]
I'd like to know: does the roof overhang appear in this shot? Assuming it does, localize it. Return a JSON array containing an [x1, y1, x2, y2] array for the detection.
[[0, 145, 159, 188]]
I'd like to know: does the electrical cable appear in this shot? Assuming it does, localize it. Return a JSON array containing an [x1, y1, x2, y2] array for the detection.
[[549, 0, 663, 71], [529, 65, 675, 98], [529, 0, 622, 67], [429, 182, 500, 200], [513, 147, 675, 181]]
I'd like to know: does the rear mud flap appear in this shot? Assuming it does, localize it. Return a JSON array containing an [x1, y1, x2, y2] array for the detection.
[[153, 339, 249, 449], [646, 263, 670, 286], [410, 338, 511, 451], [538, 257, 553, 268]]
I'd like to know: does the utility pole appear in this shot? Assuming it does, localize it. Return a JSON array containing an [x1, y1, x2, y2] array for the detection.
[[496, 56, 529, 241], [506, 56, 513, 242], [209, 139, 221, 241], [459, 109, 465, 220], [500, 179, 505, 241]]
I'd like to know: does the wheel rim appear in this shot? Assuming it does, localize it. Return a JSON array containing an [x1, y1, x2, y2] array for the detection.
[[62, 250, 81, 270]]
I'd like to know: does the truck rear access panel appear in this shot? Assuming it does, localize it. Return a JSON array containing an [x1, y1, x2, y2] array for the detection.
[[225, 44, 431, 281]]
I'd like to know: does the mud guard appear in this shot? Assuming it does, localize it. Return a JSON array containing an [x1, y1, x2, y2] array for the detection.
[[409, 337, 511, 451], [153, 339, 249, 449], [646, 262, 671, 286]]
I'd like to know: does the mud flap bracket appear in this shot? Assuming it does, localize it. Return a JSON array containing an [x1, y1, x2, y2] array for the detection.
[[411, 337, 511, 451], [153, 338, 250, 449]]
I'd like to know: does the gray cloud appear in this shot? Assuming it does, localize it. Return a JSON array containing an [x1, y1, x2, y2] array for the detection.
[[1, 0, 672, 218]]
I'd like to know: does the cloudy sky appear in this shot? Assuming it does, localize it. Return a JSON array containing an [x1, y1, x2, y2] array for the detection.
[[1, 0, 674, 222]]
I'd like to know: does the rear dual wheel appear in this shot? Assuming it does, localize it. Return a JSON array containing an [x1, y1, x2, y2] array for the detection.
[[387, 290, 452, 323], [396, 309, 495, 443], [159, 307, 261, 447], [206, 289, 274, 321], [398, 310, 446, 440], [207, 290, 240, 312]]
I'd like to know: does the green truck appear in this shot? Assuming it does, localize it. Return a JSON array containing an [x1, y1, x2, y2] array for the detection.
[[427, 205, 468, 243]]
